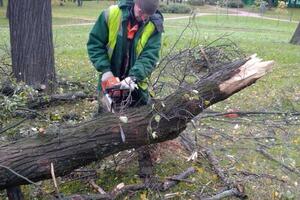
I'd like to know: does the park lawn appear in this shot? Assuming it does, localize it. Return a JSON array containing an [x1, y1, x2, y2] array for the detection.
[[0, 0, 189, 27], [0, 2, 299, 199], [241, 6, 300, 22], [51, 0, 114, 20]]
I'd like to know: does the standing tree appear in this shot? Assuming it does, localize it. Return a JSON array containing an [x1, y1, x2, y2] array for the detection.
[[0, 0, 3, 7], [6, 0, 9, 18], [8, 0, 56, 93], [77, 0, 83, 7], [290, 22, 300, 45]]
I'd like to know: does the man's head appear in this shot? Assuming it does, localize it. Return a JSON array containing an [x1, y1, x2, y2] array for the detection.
[[134, 0, 159, 22]]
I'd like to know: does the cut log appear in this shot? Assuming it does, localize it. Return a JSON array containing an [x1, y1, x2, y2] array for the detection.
[[0, 56, 274, 189]]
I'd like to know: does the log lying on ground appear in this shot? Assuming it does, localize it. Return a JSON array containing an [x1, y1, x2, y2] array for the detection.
[[27, 91, 96, 109], [0, 55, 274, 189]]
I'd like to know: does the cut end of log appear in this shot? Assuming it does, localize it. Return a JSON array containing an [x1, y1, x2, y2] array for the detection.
[[219, 54, 274, 95]]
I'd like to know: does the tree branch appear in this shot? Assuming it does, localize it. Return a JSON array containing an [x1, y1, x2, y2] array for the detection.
[[0, 55, 274, 189]]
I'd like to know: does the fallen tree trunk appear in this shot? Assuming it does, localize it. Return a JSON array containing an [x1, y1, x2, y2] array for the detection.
[[27, 91, 95, 109], [0, 55, 274, 189]]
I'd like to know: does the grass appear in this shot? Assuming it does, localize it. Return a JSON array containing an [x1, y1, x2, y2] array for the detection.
[[242, 6, 300, 21], [0, 1, 300, 199]]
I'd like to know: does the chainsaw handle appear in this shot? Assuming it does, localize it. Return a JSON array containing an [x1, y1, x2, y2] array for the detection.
[[104, 76, 136, 94], [105, 84, 122, 93]]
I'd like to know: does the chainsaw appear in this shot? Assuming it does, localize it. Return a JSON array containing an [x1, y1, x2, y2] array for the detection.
[[101, 84, 132, 113], [101, 84, 135, 143]]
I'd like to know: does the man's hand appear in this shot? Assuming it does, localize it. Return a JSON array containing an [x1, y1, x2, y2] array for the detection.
[[101, 71, 120, 92], [119, 77, 137, 91]]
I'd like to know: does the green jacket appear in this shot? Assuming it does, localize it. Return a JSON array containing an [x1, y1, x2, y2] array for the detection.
[[87, 0, 164, 105]]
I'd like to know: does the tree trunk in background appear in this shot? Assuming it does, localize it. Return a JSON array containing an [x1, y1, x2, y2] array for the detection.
[[77, 0, 83, 7], [6, 0, 9, 19], [0, 0, 3, 7], [267, 0, 273, 8], [0, 57, 274, 189], [290, 22, 300, 45], [8, 0, 56, 93]]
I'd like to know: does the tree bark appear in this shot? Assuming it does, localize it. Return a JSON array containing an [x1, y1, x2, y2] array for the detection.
[[77, 0, 83, 7], [290, 22, 300, 45], [6, 0, 9, 19], [267, 0, 273, 8], [0, 56, 274, 189], [8, 0, 56, 93]]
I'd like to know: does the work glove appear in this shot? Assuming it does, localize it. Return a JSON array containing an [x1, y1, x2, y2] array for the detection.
[[119, 77, 137, 91], [101, 71, 120, 92]]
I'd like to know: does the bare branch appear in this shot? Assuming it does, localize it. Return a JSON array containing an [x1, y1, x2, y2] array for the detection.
[[256, 147, 300, 176]]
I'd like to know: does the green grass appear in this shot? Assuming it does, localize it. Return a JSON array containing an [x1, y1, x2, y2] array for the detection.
[[0, 1, 188, 27], [51, 0, 114, 20], [242, 6, 300, 21], [0, 1, 300, 199]]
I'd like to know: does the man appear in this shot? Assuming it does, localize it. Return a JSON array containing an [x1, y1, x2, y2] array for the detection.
[[87, 0, 163, 179], [87, 0, 163, 111]]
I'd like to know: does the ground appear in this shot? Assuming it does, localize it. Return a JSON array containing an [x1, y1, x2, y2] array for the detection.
[[0, 1, 299, 199]]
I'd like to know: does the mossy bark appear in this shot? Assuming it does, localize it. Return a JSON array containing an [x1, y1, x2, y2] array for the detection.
[[0, 58, 274, 189]]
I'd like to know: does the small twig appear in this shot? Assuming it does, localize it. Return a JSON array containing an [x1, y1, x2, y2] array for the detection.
[[201, 147, 231, 186], [256, 147, 300, 176], [0, 164, 39, 187], [89, 179, 107, 195], [51, 163, 62, 200], [166, 177, 194, 184], [200, 147, 247, 199], [197, 111, 300, 119], [236, 170, 287, 183], [201, 188, 241, 200], [16, 107, 48, 119], [162, 167, 196, 191], [200, 48, 212, 67], [0, 118, 27, 135], [110, 183, 146, 199], [198, 180, 213, 196]]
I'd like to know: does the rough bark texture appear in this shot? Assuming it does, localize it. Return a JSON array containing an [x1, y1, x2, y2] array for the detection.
[[8, 0, 56, 93], [290, 22, 300, 45], [0, 57, 274, 189], [6, 0, 9, 19]]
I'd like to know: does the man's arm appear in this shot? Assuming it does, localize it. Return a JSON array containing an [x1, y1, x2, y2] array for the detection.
[[87, 11, 111, 73], [128, 31, 162, 82]]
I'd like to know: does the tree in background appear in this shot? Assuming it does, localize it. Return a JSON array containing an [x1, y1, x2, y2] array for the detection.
[[77, 0, 83, 7], [6, 0, 8, 18], [0, 0, 3, 7], [8, 0, 56, 93], [275, 0, 287, 24], [290, 22, 300, 45]]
